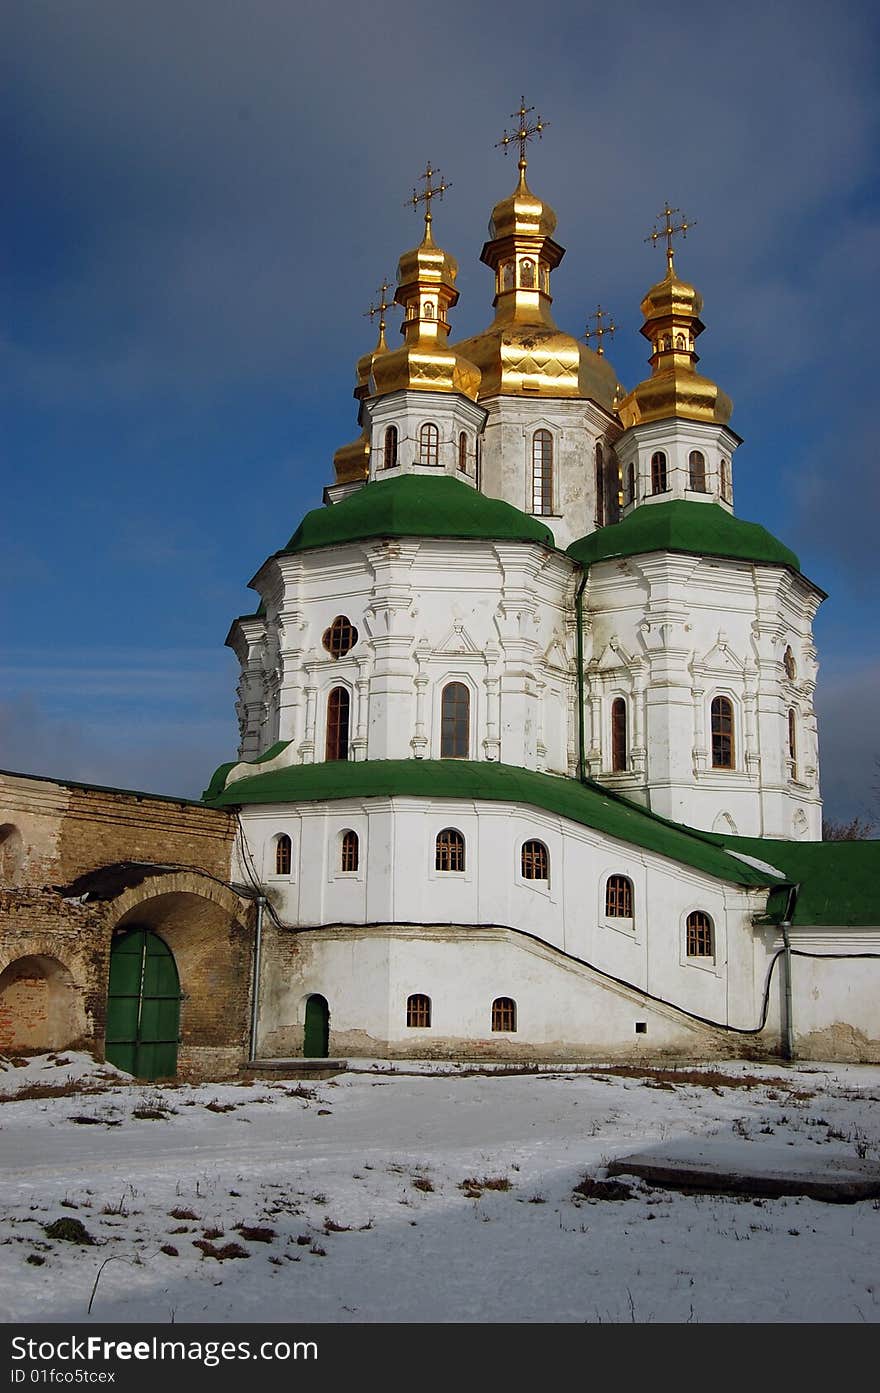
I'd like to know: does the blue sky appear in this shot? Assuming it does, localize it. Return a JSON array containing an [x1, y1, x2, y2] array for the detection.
[[2, 0, 878, 822]]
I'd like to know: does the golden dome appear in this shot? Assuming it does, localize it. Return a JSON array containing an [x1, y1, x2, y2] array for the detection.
[[354, 322, 389, 400], [488, 167, 558, 241], [616, 253, 732, 429], [451, 168, 620, 407], [333, 428, 370, 485], [370, 214, 481, 401]]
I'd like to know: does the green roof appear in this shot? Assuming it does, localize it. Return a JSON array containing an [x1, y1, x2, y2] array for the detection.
[[717, 836, 880, 927], [567, 500, 801, 573], [283, 474, 557, 554], [203, 756, 781, 889]]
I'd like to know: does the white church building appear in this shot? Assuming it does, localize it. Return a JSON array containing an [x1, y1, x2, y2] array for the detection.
[[204, 133, 879, 1065]]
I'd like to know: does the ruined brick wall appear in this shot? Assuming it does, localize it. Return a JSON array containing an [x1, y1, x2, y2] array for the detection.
[[0, 771, 236, 887], [0, 773, 252, 1077]]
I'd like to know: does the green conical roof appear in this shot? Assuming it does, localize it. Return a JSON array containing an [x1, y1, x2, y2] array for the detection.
[[284, 474, 556, 554], [567, 500, 801, 573]]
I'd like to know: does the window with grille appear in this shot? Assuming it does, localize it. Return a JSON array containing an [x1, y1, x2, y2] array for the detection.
[[326, 687, 350, 761], [419, 422, 439, 466], [720, 458, 731, 502], [611, 698, 628, 772], [788, 710, 797, 779], [689, 450, 706, 492], [651, 451, 667, 493], [521, 839, 548, 880], [322, 615, 358, 658], [605, 874, 633, 918], [435, 827, 465, 872], [711, 696, 734, 769], [341, 829, 359, 872], [275, 834, 292, 876], [458, 432, 468, 472], [492, 997, 517, 1032], [595, 443, 605, 527], [406, 993, 431, 1028], [383, 426, 398, 470], [440, 682, 469, 758], [531, 430, 553, 514], [686, 910, 713, 957]]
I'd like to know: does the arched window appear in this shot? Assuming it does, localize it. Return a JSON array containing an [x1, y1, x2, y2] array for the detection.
[[720, 458, 731, 502], [419, 422, 440, 467], [521, 840, 548, 881], [458, 432, 468, 472], [275, 834, 292, 877], [711, 696, 734, 769], [675, 333, 686, 350], [440, 682, 469, 759], [788, 710, 797, 779], [406, 994, 431, 1028], [520, 258, 535, 288], [532, 430, 553, 515], [501, 261, 515, 291], [689, 450, 706, 492], [383, 425, 398, 470], [424, 300, 435, 319], [686, 911, 714, 957], [322, 615, 358, 658], [595, 443, 605, 527], [651, 451, 667, 494], [611, 698, 627, 772], [605, 874, 633, 918], [492, 998, 517, 1032], [627, 460, 636, 504], [326, 687, 350, 762], [341, 829, 359, 872], [784, 646, 797, 681], [435, 828, 465, 872]]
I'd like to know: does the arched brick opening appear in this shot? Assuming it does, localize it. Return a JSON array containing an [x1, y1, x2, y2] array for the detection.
[[110, 876, 252, 1077], [0, 954, 85, 1051], [0, 824, 24, 884]]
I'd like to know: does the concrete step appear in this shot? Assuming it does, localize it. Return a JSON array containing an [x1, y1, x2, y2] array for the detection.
[[243, 1057, 348, 1081], [607, 1138, 880, 1204]]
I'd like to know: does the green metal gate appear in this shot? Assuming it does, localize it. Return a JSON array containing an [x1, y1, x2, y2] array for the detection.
[[303, 994, 329, 1058], [105, 927, 180, 1079]]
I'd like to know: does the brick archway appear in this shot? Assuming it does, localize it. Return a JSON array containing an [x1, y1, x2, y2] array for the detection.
[[108, 872, 253, 1078], [0, 953, 86, 1051]]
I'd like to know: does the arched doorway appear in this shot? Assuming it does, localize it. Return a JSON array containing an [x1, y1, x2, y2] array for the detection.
[[105, 927, 181, 1079], [303, 994, 329, 1058], [0, 955, 83, 1051]]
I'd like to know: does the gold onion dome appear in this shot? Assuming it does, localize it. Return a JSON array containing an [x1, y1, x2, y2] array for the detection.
[[452, 166, 619, 406], [370, 164, 481, 401], [616, 207, 732, 429], [333, 279, 394, 485], [333, 428, 370, 485]]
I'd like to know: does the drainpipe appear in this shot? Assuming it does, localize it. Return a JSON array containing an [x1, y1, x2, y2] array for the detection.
[[575, 569, 588, 784], [249, 895, 266, 1064], [780, 882, 800, 1062]]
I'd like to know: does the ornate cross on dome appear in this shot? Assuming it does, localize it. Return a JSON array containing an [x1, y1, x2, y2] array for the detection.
[[365, 277, 394, 337], [405, 163, 451, 232], [583, 304, 617, 357], [496, 97, 549, 173], [645, 202, 697, 274]]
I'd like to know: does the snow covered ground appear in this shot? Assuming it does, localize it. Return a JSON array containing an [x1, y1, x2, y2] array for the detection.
[[1, 1052, 879, 1324]]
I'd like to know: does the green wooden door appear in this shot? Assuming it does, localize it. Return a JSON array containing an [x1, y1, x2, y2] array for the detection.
[[105, 928, 180, 1079], [303, 994, 329, 1058]]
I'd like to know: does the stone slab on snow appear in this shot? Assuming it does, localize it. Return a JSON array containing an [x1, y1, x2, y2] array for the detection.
[[607, 1136, 880, 1202]]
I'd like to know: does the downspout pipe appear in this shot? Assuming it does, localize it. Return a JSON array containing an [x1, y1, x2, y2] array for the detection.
[[779, 882, 800, 1062], [249, 894, 266, 1063], [575, 568, 589, 785]]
